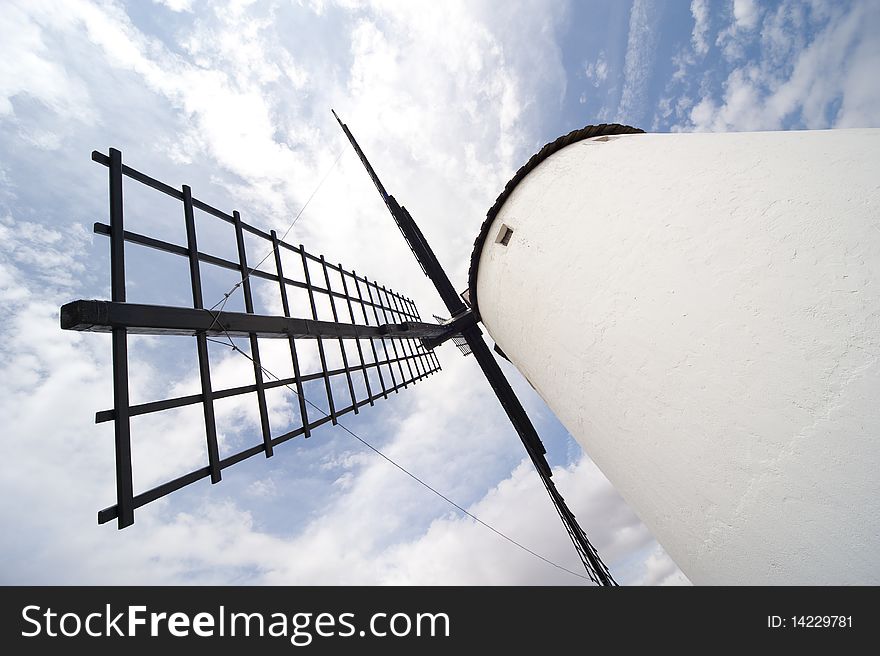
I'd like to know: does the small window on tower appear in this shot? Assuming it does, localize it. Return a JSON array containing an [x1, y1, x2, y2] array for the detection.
[[496, 224, 514, 246]]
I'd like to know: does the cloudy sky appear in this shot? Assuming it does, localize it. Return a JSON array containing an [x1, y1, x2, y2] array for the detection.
[[1, 0, 878, 586]]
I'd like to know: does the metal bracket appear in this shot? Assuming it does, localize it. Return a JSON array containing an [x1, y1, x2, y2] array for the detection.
[[420, 309, 479, 350]]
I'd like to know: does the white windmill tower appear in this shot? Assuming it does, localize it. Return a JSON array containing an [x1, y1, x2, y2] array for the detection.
[[469, 125, 880, 585]]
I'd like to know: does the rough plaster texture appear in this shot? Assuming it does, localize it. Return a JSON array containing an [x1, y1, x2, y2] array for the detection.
[[475, 129, 880, 584]]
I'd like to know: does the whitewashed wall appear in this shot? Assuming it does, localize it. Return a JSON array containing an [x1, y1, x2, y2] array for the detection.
[[474, 129, 880, 584]]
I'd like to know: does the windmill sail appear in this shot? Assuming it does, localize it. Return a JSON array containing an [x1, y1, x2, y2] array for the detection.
[[61, 149, 441, 529], [332, 113, 617, 585]]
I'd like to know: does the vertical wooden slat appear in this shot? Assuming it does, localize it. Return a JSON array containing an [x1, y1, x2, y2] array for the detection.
[[353, 272, 387, 399], [388, 289, 422, 379], [381, 284, 411, 386], [339, 268, 373, 406], [301, 247, 337, 423], [183, 185, 221, 482], [108, 148, 134, 529], [233, 210, 273, 456], [366, 278, 402, 391], [271, 231, 310, 437], [320, 256, 358, 414], [403, 296, 431, 376]]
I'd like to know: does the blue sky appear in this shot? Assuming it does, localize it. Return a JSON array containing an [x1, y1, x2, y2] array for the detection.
[[1, 0, 878, 585]]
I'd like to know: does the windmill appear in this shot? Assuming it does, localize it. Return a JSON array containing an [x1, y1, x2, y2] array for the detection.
[[465, 125, 880, 585], [60, 114, 618, 586]]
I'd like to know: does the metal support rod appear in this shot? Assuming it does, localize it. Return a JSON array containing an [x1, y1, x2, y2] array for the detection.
[[421, 309, 477, 350]]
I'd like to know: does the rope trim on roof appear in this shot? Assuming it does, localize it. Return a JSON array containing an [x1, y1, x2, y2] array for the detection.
[[467, 123, 644, 318]]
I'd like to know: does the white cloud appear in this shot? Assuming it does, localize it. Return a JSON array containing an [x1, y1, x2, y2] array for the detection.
[[679, 0, 880, 132], [690, 66, 770, 131], [245, 477, 278, 499], [835, 24, 880, 127], [733, 0, 759, 30], [584, 50, 608, 87], [617, 0, 661, 125], [690, 0, 711, 56], [636, 544, 691, 586], [371, 455, 688, 585], [0, 3, 94, 121], [153, 0, 194, 12]]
